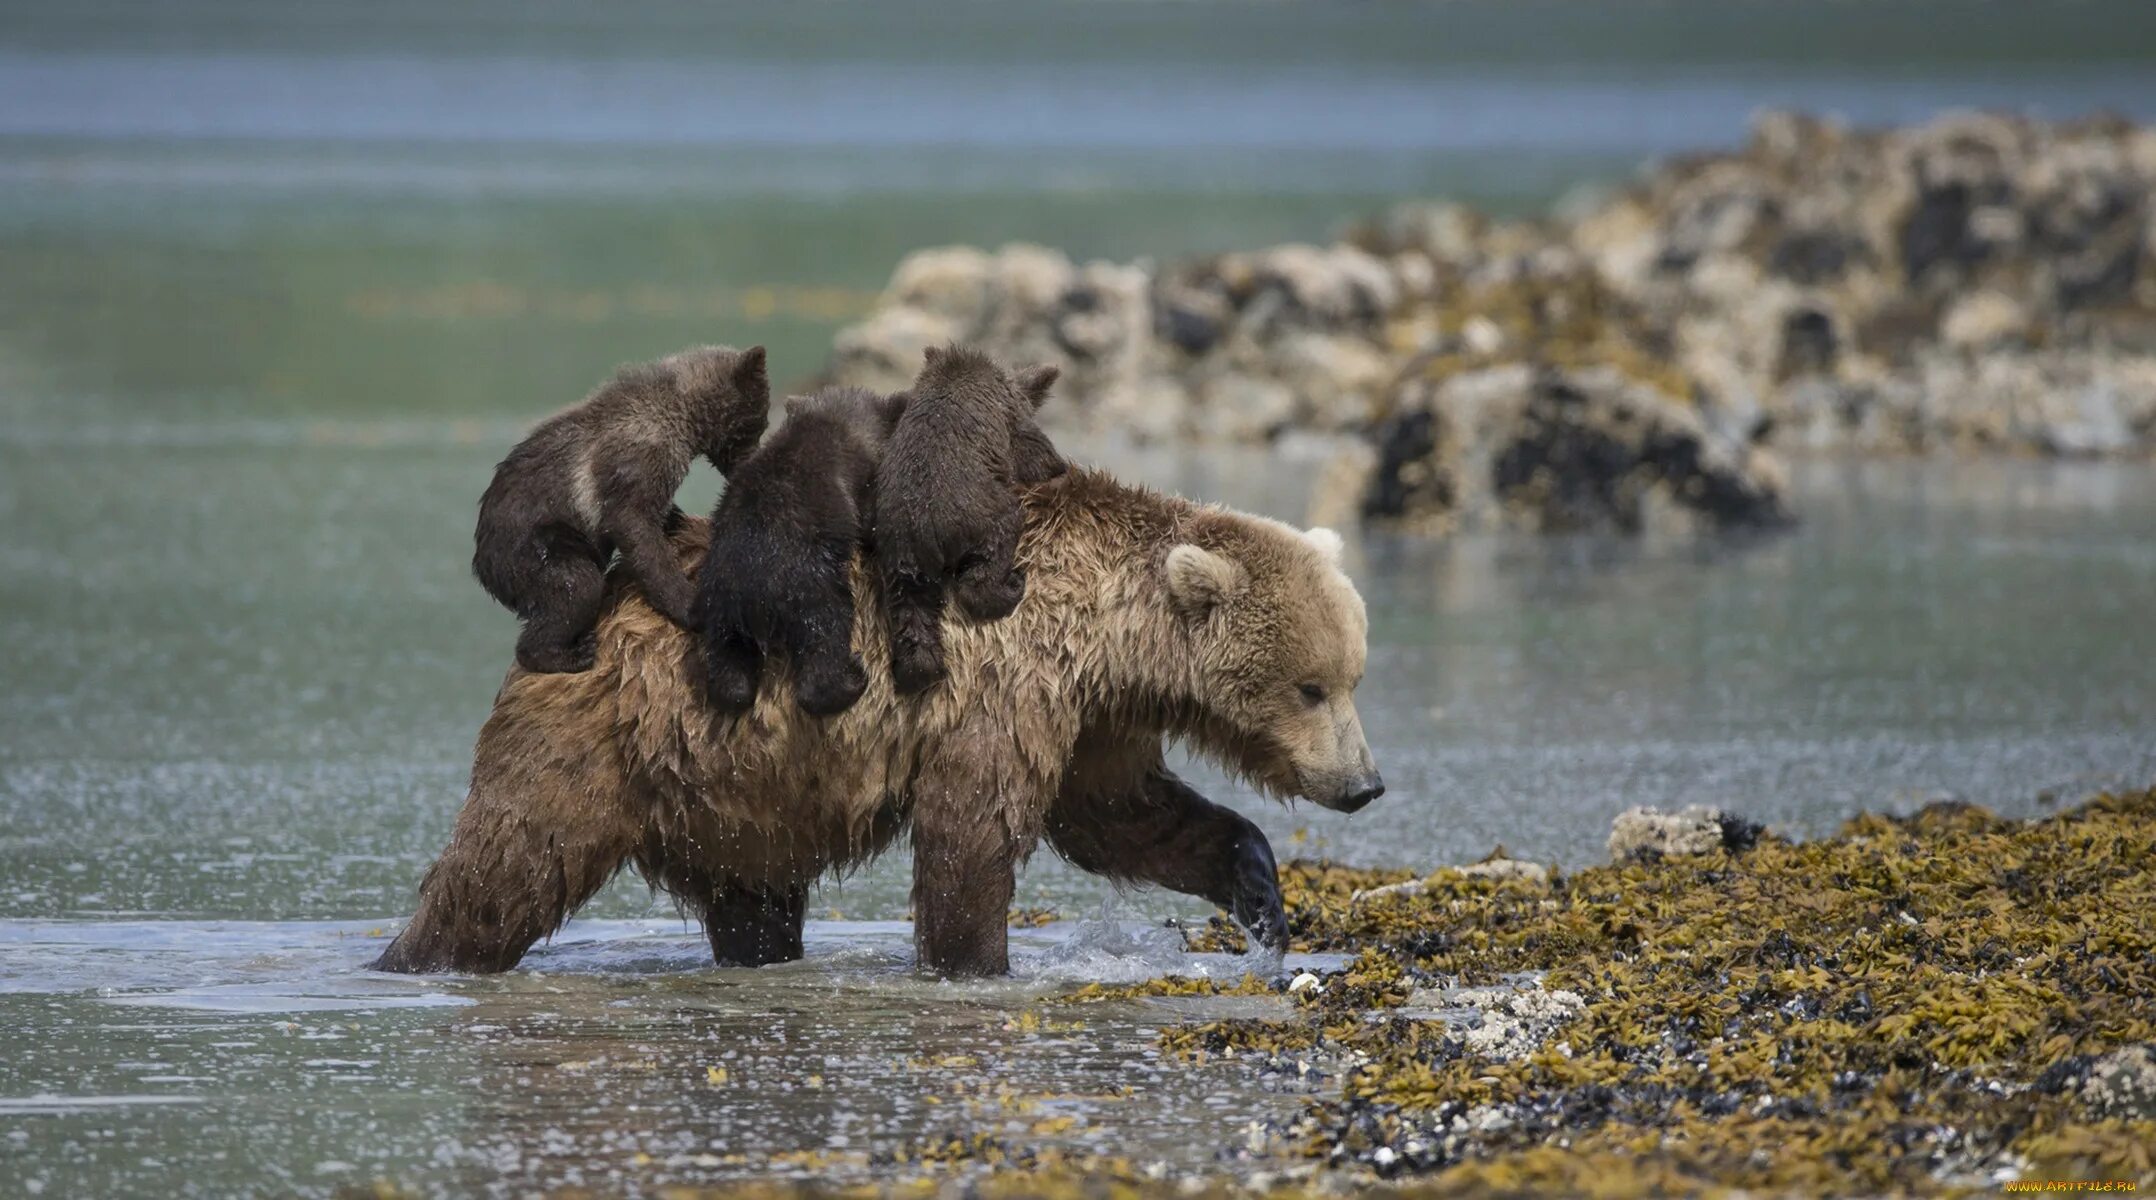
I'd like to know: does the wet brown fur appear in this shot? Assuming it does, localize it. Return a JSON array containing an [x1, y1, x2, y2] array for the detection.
[[473, 345, 770, 673], [380, 468, 1375, 977]]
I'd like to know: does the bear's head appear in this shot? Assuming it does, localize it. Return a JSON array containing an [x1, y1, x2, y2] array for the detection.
[[1162, 516, 1384, 813]]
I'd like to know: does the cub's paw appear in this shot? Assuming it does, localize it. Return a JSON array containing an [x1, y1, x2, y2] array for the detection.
[[889, 644, 948, 696], [516, 632, 598, 675], [953, 568, 1025, 622], [704, 662, 760, 715], [795, 654, 869, 717]]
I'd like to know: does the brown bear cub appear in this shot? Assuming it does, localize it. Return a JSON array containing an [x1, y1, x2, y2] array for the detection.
[[874, 345, 1066, 695], [692, 386, 909, 717], [474, 345, 770, 674]]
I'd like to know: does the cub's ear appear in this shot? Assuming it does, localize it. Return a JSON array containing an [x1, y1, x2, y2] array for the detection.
[[1304, 526, 1344, 566], [734, 346, 768, 384], [921, 344, 946, 368], [878, 390, 912, 426], [1013, 363, 1061, 410], [1165, 544, 1244, 619]]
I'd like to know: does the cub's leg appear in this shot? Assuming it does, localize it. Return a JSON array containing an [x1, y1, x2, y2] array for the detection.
[[781, 543, 868, 717], [372, 679, 641, 973], [1044, 745, 1287, 955], [883, 570, 950, 696], [606, 511, 699, 629], [514, 535, 607, 674], [910, 717, 1034, 976], [949, 503, 1025, 621]]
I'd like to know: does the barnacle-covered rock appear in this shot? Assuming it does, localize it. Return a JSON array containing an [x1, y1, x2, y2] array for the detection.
[[826, 111, 2156, 533], [1362, 363, 1790, 534], [1351, 851, 1551, 905], [1607, 803, 1766, 861], [2073, 1044, 2156, 1119]]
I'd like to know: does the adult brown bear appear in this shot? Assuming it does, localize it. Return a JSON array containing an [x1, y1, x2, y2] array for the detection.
[[374, 468, 1383, 977]]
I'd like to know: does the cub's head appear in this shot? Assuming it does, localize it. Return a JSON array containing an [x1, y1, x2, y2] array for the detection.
[[915, 345, 1058, 416], [1163, 515, 1383, 813], [668, 344, 772, 473], [782, 385, 908, 449]]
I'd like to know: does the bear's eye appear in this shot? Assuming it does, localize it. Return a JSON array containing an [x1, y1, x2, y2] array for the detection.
[[1298, 683, 1327, 706]]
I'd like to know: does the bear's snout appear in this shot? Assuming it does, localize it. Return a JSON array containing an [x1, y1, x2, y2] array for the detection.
[[1335, 770, 1385, 813]]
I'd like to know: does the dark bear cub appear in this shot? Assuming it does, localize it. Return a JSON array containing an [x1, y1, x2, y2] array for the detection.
[[692, 386, 909, 717], [874, 345, 1065, 695], [474, 345, 770, 674]]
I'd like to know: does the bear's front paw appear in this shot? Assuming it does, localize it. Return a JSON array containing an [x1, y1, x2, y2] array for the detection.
[[1228, 835, 1289, 958], [794, 654, 868, 717]]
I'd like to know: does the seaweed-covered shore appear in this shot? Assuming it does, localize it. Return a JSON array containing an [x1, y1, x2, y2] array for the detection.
[[829, 111, 2156, 534], [1169, 787, 2156, 1194], [615, 787, 2155, 1198]]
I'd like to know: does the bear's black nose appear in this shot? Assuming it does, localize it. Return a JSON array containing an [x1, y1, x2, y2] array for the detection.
[[1337, 772, 1385, 812]]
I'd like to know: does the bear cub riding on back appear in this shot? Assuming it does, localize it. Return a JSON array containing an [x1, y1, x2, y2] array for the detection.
[[691, 346, 1065, 714], [473, 345, 770, 674]]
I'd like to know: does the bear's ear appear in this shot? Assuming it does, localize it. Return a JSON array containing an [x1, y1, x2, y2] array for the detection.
[[878, 390, 912, 427], [1165, 544, 1244, 619], [1304, 526, 1344, 566], [734, 346, 768, 385], [921, 344, 946, 368], [1013, 363, 1060, 410]]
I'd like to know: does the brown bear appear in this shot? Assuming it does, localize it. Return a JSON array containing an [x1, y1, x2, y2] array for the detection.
[[375, 468, 1383, 977], [691, 385, 908, 717], [875, 346, 1066, 695], [473, 344, 770, 674]]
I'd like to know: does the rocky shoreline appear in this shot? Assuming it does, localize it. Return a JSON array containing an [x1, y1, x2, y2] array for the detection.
[[829, 111, 2156, 534], [1166, 788, 2156, 1193], [781, 787, 2155, 1197]]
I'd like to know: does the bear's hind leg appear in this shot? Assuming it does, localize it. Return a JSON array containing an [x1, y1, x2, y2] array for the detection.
[[514, 549, 607, 674], [373, 687, 641, 973]]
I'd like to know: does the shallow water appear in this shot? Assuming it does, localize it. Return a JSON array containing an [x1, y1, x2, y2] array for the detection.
[[1, 911, 1342, 1195], [5, 0, 2156, 1193]]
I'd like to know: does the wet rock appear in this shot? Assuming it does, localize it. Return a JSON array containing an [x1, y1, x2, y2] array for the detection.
[[2080, 1044, 2156, 1118], [1940, 290, 2033, 350], [1364, 364, 1790, 534], [1607, 804, 1764, 862], [1353, 849, 1550, 905], [1442, 983, 1586, 1061], [1453, 855, 1551, 888]]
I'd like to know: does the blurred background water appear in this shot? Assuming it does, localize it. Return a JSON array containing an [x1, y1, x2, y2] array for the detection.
[[3, 1, 2156, 1194]]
